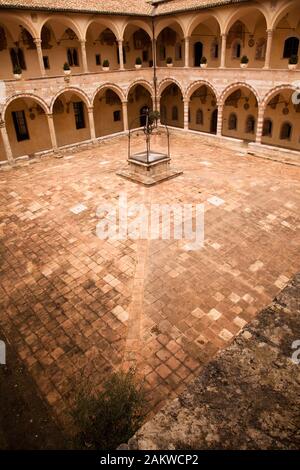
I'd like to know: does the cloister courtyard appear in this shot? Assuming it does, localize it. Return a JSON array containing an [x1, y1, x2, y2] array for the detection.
[[0, 131, 299, 430]]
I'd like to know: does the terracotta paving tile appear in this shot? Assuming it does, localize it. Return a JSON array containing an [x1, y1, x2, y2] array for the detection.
[[0, 133, 299, 426]]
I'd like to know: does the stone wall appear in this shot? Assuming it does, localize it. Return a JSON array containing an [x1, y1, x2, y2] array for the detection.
[[127, 274, 300, 450]]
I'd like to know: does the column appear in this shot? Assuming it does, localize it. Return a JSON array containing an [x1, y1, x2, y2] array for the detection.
[[264, 30, 273, 69], [0, 121, 13, 162], [156, 99, 161, 125], [184, 36, 190, 68], [118, 40, 124, 70], [88, 108, 96, 141], [216, 104, 223, 136], [122, 101, 128, 131], [46, 114, 58, 150], [80, 40, 88, 73], [220, 33, 227, 69], [255, 106, 264, 144], [183, 99, 190, 130], [34, 38, 46, 76]]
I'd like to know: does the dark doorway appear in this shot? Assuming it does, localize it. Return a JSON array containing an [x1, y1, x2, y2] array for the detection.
[[140, 106, 149, 126], [210, 109, 218, 134], [194, 42, 203, 67]]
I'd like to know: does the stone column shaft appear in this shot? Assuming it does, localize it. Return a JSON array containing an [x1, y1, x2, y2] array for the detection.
[[264, 30, 273, 69], [184, 37, 190, 68], [256, 106, 265, 143], [80, 40, 88, 73], [220, 34, 227, 69], [46, 114, 58, 150], [122, 101, 128, 131], [183, 100, 190, 130], [88, 108, 96, 141], [34, 39, 46, 76], [0, 123, 13, 162], [216, 104, 223, 136], [118, 40, 124, 70]]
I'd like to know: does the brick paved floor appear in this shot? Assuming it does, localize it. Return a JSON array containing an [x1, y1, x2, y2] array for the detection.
[[0, 132, 299, 426]]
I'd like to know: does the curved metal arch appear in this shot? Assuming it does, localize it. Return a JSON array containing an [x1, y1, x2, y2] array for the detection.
[[220, 82, 260, 106], [185, 80, 219, 103], [92, 83, 125, 105], [2, 93, 50, 117], [126, 80, 155, 101], [158, 77, 184, 98], [50, 87, 91, 113]]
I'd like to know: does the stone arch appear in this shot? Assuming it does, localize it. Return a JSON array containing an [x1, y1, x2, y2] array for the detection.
[[220, 82, 260, 106], [261, 84, 298, 108], [155, 17, 185, 39], [50, 87, 91, 114], [185, 80, 219, 103], [270, 0, 299, 30], [224, 5, 270, 34], [126, 80, 154, 101], [0, 12, 39, 41], [187, 12, 222, 38], [2, 93, 49, 117], [121, 20, 153, 41], [84, 18, 120, 41], [158, 77, 184, 98], [39, 15, 83, 41], [92, 83, 125, 105]]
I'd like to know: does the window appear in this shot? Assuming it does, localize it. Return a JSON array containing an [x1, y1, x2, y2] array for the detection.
[[95, 54, 101, 66], [160, 105, 167, 123], [228, 113, 237, 130], [280, 122, 292, 140], [262, 118, 273, 137], [232, 40, 242, 59], [172, 106, 178, 121], [73, 102, 85, 129], [245, 115, 255, 134], [175, 43, 182, 61], [12, 110, 29, 141], [159, 45, 166, 61], [255, 38, 266, 61], [113, 110, 121, 122], [283, 37, 299, 59], [142, 50, 148, 62], [67, 48, 79, 67], [43, 56, 50, 69], [196, 109, 203, 125], [10, 48, 26, 71], [211, 39, 219, 59]]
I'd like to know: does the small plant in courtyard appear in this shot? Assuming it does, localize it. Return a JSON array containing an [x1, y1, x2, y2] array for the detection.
[[135, 57, 142, 65], [200, 56, 208, 68], [240, 55, 249, 68], [288, 55, 298, 70], [63, 62, 70, 71], [102, 59, 110, 69], [149, 110, 160, 124], [71, 369, 148, 450], [13, 64, 22, 77], [166, 57, 173, 67]]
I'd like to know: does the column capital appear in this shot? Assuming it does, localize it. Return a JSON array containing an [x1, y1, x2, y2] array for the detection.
[[34, 38, 42, 46], [46, 113, 54, 119], [184, 36, 190, 41], [79, 39, 86, 45], [117, 39, 123, 44], [121, 100, 128, 105], [183, 98, 190, 104], [87, 107, 94, 113], [266, 29, 274, 34], [0, 119, 6, 128], [221, 32, 227, 38]]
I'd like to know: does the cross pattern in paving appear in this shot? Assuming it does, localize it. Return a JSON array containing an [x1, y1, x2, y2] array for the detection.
[[0, 133, 299, 424]]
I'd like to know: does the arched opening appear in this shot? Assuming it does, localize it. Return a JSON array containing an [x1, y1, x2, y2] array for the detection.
[[41, 19, 82, 75], [85, 23, 118, 72], [127, 84, 153, 129], [0, 20, 39, 79], [271, 5, 300, 68], [226, 10, 267, 68], [123, 24, 152, 69], [188, 84, 218, 133], [194, 42, 203, 67], [189, 16, 221, 68], [5, 97, 51, 158], [93, 88, 123, 137], [156, 23, 184, 67], [222, 86, 258, 141], [160, 83, 183, 128], [52, 91, 90, 147], [283, 36, 299, 59], [262, 88, 300, 150]]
